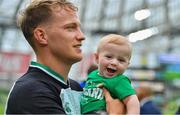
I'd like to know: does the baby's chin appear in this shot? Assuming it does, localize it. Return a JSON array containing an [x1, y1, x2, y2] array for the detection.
[[103, 71, 123, 78], [103, 74, 117, 78]]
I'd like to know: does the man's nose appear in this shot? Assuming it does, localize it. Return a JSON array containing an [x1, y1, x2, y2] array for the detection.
[[77, 28, 85, 41]]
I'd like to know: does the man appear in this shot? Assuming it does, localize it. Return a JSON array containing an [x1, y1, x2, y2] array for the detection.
[[6, 0, 125, 114]]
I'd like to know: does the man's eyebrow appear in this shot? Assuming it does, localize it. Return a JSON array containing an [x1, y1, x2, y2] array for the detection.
[[64, 22, 81, 27]]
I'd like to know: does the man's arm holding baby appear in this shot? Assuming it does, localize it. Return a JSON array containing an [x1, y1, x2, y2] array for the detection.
[[103, 88, 126, 114]]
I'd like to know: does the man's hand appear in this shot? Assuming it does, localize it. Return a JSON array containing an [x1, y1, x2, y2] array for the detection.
[[103, 88, 126, 114]]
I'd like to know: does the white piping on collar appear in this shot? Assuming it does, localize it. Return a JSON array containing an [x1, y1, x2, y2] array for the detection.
[[30, 65, 68, 85]]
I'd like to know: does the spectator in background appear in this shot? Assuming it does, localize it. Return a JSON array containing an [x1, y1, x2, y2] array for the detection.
[[136, 85, 162, 114], [176, 106, 180, 115]]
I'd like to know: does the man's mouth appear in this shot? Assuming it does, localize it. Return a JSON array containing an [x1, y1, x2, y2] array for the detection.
[[73, 44, 82, 53], [73, 44, 81, 48]]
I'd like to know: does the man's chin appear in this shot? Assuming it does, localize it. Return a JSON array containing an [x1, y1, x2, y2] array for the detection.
[[77, 55, 83, 60], [72, 56, 83, 63]]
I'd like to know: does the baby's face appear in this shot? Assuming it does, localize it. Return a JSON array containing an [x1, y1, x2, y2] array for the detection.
[[96, 43, 130, 78]]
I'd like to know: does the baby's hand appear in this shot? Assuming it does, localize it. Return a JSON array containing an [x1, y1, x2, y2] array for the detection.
[[97, 83, 104, 88]]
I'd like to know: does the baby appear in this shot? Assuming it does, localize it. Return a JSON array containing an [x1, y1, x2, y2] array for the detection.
[[80, 34, 140, 114]]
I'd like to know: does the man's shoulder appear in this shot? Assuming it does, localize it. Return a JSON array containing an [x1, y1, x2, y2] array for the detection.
[[16, 67, 46, 85], [15, 67, 59, 93]]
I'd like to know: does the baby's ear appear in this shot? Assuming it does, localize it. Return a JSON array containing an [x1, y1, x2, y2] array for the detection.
[[94, 53, 99, 64], [127, 61, 130, 65], [128, 60, 131, 66]]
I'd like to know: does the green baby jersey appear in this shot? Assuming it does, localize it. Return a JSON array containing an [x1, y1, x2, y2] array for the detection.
[[80, 69, 136, 114]]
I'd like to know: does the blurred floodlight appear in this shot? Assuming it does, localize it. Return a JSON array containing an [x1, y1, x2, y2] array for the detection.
[[128, 27, 159, 42], [134, 9, 151, 21]]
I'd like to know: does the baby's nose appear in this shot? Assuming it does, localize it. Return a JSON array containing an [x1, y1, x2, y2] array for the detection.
[[110, 59, 118, 65]]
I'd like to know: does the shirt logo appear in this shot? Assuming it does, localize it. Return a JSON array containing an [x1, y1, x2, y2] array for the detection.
[[83, 88, 104, 100]]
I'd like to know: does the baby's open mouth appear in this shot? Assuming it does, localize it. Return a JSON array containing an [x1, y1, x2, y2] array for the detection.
[[107, 67, 116, 73]]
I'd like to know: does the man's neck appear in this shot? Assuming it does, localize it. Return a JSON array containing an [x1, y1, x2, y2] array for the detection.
[[36, 56, 71, 82]]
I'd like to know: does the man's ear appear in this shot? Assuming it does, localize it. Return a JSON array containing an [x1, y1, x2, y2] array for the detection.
[[33, 27, 48, 45], [94, 53, 99, 64]]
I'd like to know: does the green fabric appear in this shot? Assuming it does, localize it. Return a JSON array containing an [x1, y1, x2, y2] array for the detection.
[[80, 69, 136, 114], [30, 61, 66, 84]]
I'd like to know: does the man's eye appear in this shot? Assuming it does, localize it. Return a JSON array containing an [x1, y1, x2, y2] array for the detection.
[[67, 27, 74, 29], [66, 26, 76, 30]]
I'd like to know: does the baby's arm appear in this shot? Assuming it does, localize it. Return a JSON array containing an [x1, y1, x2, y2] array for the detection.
[[123, 94, 140, 114]]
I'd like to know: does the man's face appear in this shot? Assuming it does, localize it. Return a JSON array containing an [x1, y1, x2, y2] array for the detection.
[[45, 7, 85, 64]]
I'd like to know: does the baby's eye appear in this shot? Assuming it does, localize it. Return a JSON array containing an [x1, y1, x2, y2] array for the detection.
[[105, 55, 112, 59], [118, 59, 125, 62]]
